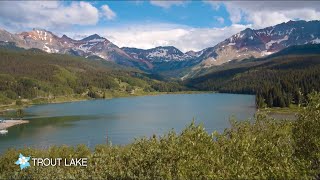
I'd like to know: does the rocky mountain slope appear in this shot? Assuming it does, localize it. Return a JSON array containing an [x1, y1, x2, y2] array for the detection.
[[185, 44, 320, 107], [0, 20, 319, 77], [0, 28, 151, 70], [121, 46, 202, 73], [122, 46, 197, 62], [195, 20, 320, 69]]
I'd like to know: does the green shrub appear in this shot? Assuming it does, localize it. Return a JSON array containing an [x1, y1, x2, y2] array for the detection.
[[0, 93, 12, 105], [87, 90, 100, 99], [293, 92, 320, 176], [5, 90, 18, 99], [15, 99, 23, 106], [1, 94, 320, 179]]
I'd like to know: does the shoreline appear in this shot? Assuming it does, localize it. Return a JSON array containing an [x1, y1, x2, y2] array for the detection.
[[0, 120, 29, 130], [258, 107, 299, 120], [1, 91, 298, 120], [0, 91, 214, 115]]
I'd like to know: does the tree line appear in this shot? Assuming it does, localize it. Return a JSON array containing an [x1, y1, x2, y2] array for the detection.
[[0, 48, 186, 105], [187, 54, 320, 108]]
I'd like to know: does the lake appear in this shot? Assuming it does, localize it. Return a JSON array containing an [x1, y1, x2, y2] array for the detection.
[[0, 93, 256, 153]]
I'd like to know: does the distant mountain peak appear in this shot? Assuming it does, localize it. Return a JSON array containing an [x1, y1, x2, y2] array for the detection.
[[196, 20, 320, 69], [18, 28, 59, 43], [61, 34, 74, 42], [243, 27, 253, 32], [31, 28, 54, 35], [186, 50, 195, 53], [61, 34, 74, 41], [1, 20, 320, 76], [185, 50, 201, 57], [81, 34, 105, 41], [32, 28, 46, 31], [155, 45, 176, 49], [61, 34, 70, 38]]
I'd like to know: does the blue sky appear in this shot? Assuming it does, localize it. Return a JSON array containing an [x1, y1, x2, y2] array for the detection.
[[0, 1, 320, 52], [92, 1, 232, 28]]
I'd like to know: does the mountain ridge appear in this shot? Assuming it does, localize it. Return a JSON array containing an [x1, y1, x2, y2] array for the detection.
[[0, 20, 320, 77], [185, 43, 320, 108], [0, 28, 152, 70], [196, 20, 320, 68]]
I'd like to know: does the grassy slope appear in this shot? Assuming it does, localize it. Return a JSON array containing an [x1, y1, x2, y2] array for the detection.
[[0, 48, 190, 113]]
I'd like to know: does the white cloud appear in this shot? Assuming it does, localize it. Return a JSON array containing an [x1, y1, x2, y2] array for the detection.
[[150, 0, 187, 8], [207, 1, 320, 29], [214, 16, 225, 24], [101, 5, 116, 20], [66, 23, 250, 52], [3, 1, 318, 53], [0, 1, 99, 32], [203, 1, 222, 11]]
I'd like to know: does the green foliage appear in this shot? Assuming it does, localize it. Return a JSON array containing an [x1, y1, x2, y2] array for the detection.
[[15, 99, 23, 106], [52, 66, 78, 88], [87, 90, 101, 99], [0, 92, 13, 105], [293, 92, 320, 175], [119, 76, 148, 88], [1, 93, 320, 179], [16, 109, 24, 119], [125, 85, 135, 93], [187, 54, 320, 108], [0, 48, 186, 105], [151, 81, 187, 92]]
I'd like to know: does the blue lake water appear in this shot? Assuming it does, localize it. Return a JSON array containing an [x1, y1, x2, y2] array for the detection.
[[0, 93, 256, 152]]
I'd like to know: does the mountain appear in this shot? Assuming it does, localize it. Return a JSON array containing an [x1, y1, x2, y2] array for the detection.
[[185, 50, 201, 57], [0, 20, 320, 77], [194, 20, 320, 70], [0, 28, 197, 76], [80, 34, 103, 42], [123, 20, 320, 77], [121, 46, 202, 75], [0, 29, 27, 48], [0, 28, 151, 70], [185, 44, 320, 108], [122, 46, 197, 62]]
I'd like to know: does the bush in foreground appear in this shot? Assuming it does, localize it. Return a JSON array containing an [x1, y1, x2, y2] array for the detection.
[[1, 93, 320, 179]]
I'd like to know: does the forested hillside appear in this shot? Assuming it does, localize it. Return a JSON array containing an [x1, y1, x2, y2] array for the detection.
[[186, 45, 320, 108], [0, 48, 186, 105], [1, 43, 319, 109]]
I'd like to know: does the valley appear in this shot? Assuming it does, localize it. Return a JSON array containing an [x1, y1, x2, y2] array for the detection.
[[0, 1, 320, 178], [186, 44, 320, 108], [0, 20, 319, 111]]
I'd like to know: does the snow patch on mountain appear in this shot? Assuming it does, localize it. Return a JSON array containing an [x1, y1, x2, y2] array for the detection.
[[311, 38, 320, 44], [265, 35, 289, 49], [88, 39, 105, 43], [43, 44, 51, 53], [147, 48, 168, 58], [261, 51, 273, 56]]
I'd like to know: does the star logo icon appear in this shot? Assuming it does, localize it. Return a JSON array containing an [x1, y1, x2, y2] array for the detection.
[[15, 153, 30, 170]]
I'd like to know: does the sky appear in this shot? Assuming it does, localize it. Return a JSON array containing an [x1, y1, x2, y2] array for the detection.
[[0, 1, 320, 52]]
